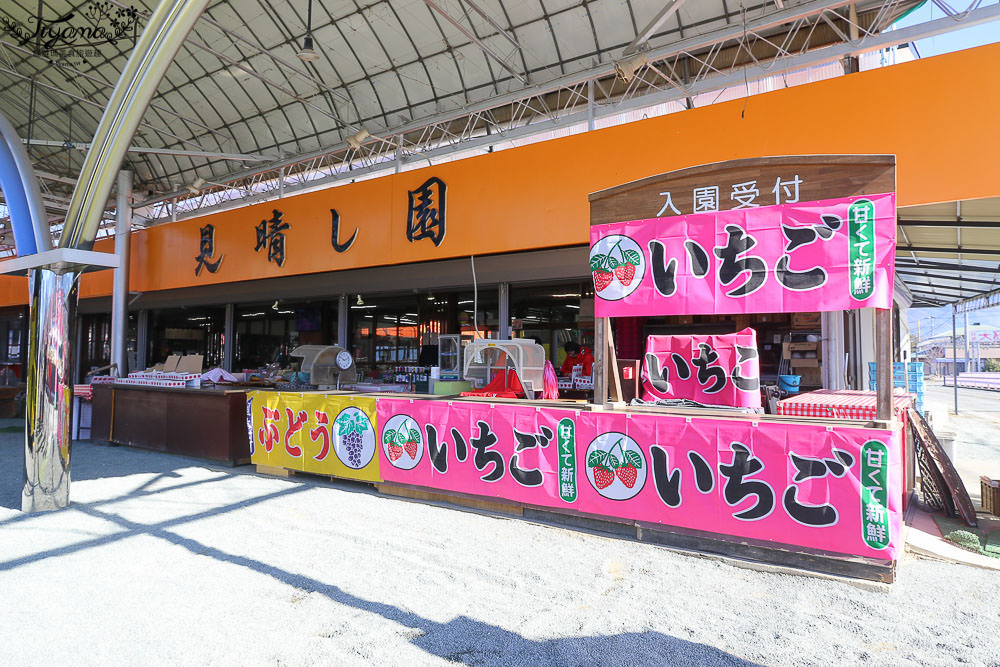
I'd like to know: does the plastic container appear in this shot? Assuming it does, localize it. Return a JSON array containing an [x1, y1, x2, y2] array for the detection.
[[463, 339, 547, 396], [778, 374, 801, 393], [935, 431, 957, 462]]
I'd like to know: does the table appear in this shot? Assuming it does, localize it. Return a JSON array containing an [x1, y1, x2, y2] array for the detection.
[[91, 384, 251, 465], [776, 389, 913, 420]]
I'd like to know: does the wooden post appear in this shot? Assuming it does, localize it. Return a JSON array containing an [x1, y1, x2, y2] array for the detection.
[[593, 317, 623, 405], [875, 308, 893, 421], [594, 316, 607, 404], [605, 318, 623, 403]]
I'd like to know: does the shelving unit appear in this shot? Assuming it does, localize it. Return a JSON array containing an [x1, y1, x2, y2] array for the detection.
[[780, 331, 823, 387]]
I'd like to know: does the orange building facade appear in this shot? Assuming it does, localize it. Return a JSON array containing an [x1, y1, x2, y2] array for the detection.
[[1, 42, 997, 378]]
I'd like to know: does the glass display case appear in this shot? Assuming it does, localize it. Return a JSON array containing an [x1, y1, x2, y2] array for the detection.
[[438, 334, 462, 380]]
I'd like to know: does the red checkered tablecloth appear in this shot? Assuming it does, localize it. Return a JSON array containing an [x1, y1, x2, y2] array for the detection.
[[72, 385, 93, 400], [776, 389, 913, 420]]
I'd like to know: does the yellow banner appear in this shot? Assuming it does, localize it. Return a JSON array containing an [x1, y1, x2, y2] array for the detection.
[[247, 391, 380, 482]]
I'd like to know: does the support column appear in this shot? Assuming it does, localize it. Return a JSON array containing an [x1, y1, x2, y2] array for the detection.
[[223, 303, 235, 371], [821, 311, 846, 390], [587, 80, 595, 131], [337, 294, 348, 347], [498, 282, 510, 339], [594, 316, 607, 404], [952, 306, 959, 415], [963, 311, 970, 372], [110, 170, 132, 378], [23, 269, 79, 511], [136, 309, 148, 371], [875, 308, 892, 421]]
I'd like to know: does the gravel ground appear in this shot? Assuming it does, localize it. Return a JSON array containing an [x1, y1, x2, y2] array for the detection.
[[2, 421, 999, 666]]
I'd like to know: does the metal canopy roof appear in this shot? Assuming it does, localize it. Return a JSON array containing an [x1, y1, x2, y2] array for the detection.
[[897, 196, 1000, 309], [0, 0, 997, 255]]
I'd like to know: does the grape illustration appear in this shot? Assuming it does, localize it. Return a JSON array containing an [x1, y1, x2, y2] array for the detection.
[[336, 409, 372, 469]]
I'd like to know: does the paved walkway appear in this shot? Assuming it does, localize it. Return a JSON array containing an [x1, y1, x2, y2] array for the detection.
[[2, 422, 999, 666]]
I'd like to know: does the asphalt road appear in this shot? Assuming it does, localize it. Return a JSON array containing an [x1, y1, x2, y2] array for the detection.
[[924, 381, 1000, 415]]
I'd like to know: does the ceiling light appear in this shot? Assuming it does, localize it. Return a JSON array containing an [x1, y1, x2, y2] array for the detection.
[[298, 0, 320, 62], [297, 35, 319, 62], [614, 53, 647, 83], [347, 128, 370, 150]]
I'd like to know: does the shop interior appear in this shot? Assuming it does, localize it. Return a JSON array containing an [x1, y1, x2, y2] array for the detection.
[[68, 279, 841, 398]]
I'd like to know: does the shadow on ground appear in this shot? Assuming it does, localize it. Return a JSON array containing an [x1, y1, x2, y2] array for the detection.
[[0, 419, 217, 511], [0, 424, 757, 666]]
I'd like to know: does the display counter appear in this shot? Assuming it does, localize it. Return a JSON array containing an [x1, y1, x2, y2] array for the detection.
[[247, 389, 903, 581], [91, 384, 251, 465]]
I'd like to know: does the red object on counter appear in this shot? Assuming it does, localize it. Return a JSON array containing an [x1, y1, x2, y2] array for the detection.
[[460, 369, 525, 399]]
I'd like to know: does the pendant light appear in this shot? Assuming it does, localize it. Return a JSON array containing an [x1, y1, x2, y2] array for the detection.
[[297, 0, 320, 62]]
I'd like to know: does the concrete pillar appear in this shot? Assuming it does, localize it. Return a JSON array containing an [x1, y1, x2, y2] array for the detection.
[[136, 309, 148, 371], [337, 294, 348, 347], [498, 282, 510, 339], [110, 170, 132, 377], [223, 303, 235, 371]]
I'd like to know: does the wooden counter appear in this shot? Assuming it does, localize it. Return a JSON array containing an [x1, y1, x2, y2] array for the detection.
[[91, 384, 250, 465]]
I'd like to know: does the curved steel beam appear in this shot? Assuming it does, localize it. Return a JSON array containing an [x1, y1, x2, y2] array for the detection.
[[59, 0, 211, 251], [0, 112, 51, 255], [22, 0, 209, 512]]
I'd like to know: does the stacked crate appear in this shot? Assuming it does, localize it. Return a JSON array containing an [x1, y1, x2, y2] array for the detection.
[[868, 361, 924, 414]]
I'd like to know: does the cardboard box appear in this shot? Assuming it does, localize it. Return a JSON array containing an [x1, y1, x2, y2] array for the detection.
[[797, 367, 822, 385], [790, 358, 821, 368], [791, 312, 822, 329]]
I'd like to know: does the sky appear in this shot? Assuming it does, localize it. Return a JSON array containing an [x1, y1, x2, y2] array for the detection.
[[895, 2, 1000, 57], [895, 3, 1000, 335]]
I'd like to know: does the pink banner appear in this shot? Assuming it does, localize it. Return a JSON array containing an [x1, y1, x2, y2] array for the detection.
[[377, 398, 902, 560], [590, 193, 895, 317], [641, 328, 761, 408]]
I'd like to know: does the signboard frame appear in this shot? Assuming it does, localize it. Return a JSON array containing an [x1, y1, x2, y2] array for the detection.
[[587, 154, 897, 420]]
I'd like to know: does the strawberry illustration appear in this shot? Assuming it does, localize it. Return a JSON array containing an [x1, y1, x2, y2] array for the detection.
[[615, 464, 638, 488], [593, 465, 614, 489], [593, 269, 614, 292], [404, 440, 418, 459], [387, 443, 403, 461], [614, 262, 636, 286]]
